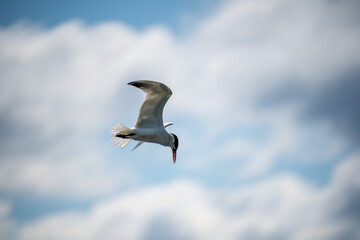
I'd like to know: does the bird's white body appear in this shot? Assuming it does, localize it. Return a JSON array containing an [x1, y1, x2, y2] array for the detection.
[[131, 127, 171, 146], [111, 80, 178, 162]]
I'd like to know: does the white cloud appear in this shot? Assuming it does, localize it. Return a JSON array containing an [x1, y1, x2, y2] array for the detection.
[[0, 201, 15, 240], [0, 151, 135, 199], [0, 21, 178, 198], [0, 0, 359, 227], [1, 152, 358, 240]]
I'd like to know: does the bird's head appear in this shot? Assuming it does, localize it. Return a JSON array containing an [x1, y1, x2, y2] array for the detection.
[[170, 133, 179, 163]]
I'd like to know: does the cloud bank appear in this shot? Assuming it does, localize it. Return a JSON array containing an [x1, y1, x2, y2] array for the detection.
[[1, 153, 359, 240], [1, 0, 360, 239]]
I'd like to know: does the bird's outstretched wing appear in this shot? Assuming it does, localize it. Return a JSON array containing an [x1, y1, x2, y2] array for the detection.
[[128, 80, 172, 128]]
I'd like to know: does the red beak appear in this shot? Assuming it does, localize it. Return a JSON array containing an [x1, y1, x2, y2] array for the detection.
[[172, 148, 177, 164]]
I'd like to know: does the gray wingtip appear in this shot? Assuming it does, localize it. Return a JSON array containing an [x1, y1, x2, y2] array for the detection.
[[131, 141, 144, 151], [128, 80, 153, 89], [128, 81, 142, 87], [127, 80, 172, 96]]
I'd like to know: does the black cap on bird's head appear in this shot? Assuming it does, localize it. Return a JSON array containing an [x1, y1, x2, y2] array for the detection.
[[170, 133, 179, 164]]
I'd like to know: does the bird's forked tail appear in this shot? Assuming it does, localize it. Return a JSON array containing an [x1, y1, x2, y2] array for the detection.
[[111, 123, 133, 148]]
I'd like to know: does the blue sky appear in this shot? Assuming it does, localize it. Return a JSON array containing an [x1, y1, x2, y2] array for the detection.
[[0, 0, 218, 32], [1, 0, 360, 239]]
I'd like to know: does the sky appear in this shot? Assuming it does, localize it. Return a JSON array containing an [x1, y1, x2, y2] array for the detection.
[[0, 0, 360, 239]]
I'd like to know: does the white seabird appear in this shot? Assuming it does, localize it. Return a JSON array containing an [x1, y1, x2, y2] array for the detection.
[[111, 80, 179, 163]]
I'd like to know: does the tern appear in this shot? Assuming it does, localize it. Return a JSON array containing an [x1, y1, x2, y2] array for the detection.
[[111, 80, 179, 163]]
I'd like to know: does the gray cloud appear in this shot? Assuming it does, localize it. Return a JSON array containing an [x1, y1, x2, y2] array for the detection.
[[304, 71, 360, 145], [259, 71, 360, 146], [142, 215, 192, 240]]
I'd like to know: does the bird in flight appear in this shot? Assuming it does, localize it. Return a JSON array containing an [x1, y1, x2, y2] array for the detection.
[[111, 80, 179, 163]]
